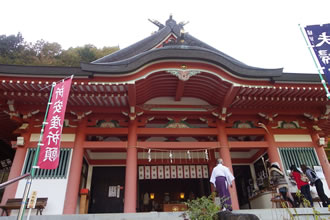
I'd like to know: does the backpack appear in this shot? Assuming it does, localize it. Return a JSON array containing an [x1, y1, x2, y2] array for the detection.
[[309, 169, 317, 179]]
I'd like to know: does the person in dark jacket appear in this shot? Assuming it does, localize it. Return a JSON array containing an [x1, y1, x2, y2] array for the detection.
[[301, 164, 330, 207]]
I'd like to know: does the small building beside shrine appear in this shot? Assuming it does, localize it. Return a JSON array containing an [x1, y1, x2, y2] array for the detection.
[[0, 16, 329, 215]]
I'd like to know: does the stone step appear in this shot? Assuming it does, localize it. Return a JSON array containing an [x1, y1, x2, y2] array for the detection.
[[0, 208, 329, 220]]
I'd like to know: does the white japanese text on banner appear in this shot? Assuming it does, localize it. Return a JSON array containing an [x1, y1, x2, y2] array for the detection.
[[37, 77, 72, 169], [304, 23, 330, 83]]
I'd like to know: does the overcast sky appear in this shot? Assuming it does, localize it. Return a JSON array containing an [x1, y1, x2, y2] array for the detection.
[[1, 0, 330, 73]]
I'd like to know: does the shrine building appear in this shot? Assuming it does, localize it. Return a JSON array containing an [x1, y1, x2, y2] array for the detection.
[[0, 16, 329, 215]]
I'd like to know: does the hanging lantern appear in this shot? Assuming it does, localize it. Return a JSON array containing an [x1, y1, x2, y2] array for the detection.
[[180, 192, 185, 199], [150, 193, 155, 200]]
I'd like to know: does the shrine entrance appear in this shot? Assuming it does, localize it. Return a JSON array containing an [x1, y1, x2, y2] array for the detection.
[[138, 178, 211, 212], [137, 164, 211, 212], [88, 167, 125, 213]]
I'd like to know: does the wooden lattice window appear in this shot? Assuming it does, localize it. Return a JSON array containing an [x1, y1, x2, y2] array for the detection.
[[279, 147, 319, 172], [22, 148, 71, 179]]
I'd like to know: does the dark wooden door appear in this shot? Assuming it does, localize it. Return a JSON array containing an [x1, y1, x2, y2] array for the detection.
[[88, 167, 125, 213], [233, 165, 252, 208]]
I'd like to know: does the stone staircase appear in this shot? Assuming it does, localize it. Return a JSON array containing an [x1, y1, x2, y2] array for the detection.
[[0, 208, 329, 220]]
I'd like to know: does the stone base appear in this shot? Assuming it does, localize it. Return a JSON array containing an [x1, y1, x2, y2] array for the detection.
[[218, 210, 260, 220]]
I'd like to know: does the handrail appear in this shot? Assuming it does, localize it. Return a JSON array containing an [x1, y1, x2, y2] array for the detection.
[[0, 173, 31, 189]]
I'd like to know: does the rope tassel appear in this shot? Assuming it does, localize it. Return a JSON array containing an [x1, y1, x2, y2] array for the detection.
[[148, 149, 151, 162], [187, 150, 191, 160], [169, 151, 173, 163], [205, 149, 209, 161]]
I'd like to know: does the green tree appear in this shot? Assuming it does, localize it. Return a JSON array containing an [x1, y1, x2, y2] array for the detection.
[[0, 32, 119, 66], [95, 46, 119, 59], [0, 32, 24, 56], [57, 47, 81, 66], [0, 33, 26, 63], [58, 45, 119, 66], [32, 40, 62, 65], [77, 44, 98, 62]]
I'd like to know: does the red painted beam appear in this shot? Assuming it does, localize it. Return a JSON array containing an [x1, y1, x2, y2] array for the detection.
[[228, 141, 269, 148], [127, 84, 136, 108], [271, 129, 310, 134], [137, 141, 218, 149], [89, 148, 127, 152], [89, 159, 126, 165], [221, 85, 240, 108], [87, 159, 210, 166], [138, 159, 209, 165], [83, 141, 127, 148], [137, 128, 218, 135], [85, 127, 129, 135], [175, 80, 185, 101]]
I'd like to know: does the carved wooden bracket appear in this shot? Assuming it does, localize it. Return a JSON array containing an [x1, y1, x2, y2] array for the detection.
[[167, 68, 200, 81]]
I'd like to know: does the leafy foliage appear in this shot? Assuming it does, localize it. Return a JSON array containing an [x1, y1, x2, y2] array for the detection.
[[182, 192, 220, 220], [0, 33, 119, 66], [283, 191, 326, 220]]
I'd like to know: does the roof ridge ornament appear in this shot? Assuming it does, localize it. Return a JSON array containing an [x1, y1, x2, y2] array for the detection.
[[179, 21, 189, 27], [148, 19, 165, 30], [166, 14, 177, 29]]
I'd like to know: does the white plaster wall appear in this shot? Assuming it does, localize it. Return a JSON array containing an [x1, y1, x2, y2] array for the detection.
[[11, 148, 73, 216], [273, 134, 312, 142], [30, 133, 76, 142], [12, 178, 68, 215]]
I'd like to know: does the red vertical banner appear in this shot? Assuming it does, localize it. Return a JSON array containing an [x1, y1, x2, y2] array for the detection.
[[37, 77, 72, 169]]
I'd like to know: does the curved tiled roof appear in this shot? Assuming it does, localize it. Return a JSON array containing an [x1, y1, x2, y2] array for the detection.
[[82, 46, 284, 78], [0, 16, 323, 83], [0, 64, 92, 77], [86, 16, 284, 79]]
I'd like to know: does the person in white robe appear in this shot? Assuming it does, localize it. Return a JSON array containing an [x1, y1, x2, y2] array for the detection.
[[210, 158, 235, 211]]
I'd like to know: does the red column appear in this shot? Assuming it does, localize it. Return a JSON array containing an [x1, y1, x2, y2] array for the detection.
[[1, 131, 30, 205], [63, 119, 86, 214], [124, 119, 138, 213], [208, 150, 217, 193], [216, 120, 239, 210], [208, 150, 217, 178], [311, 133, 330, 185], [265, 126, 283, 169]]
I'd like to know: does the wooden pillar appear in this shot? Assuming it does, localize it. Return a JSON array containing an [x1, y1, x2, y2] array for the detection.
[[208, 149, 217, 178], [124, 119, 138, 213], [216, 120, 239, 210], [63, 119, 86, 214], [311, 133, 330, 186], [264, 126, 282, 169], [79, 188, 89, 214], [208, 150, 217, 193], [0, 131, 30, 205]]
